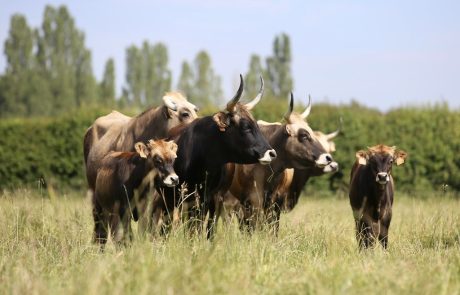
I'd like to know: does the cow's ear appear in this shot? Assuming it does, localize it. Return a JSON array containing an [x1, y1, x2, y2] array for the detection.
[[167, 141, 178, 156], [213, 112, 229, 132], [135, 142, 149, 158], [356, 150, 368, 165], [394, 150, 407, 166]]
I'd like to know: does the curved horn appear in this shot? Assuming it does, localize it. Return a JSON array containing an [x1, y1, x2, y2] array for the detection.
[[163, 95, 177, 111], [244, 76, 264, 110], [300, 95, 312, 119], [283, 92, 294, 123], [326, 117, 343, 140], [226, 74, 244, 112]]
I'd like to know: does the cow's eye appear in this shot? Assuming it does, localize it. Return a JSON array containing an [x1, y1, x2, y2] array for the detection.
[[299, 132, 311, 142], [181, 112, 190, 119], [154, 157, 163, 166], [389, 159, 394, 164]]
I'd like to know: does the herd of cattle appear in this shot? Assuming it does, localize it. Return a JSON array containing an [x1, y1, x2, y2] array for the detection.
[[83, 75, 407, 250]]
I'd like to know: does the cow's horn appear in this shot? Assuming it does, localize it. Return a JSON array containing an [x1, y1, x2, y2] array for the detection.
[[226, 74, 244, 112], [300, 95, 312, 119], [326, 117, 343, 140], [163, 95, 177, 111], [245, 76, 264, 110], [283, 92, 294, 123]]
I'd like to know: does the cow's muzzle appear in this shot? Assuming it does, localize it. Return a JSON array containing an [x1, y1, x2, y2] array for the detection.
[[163, 174, 179, 187], [376, 172, 389, 184], [258, 149, 277, 165], [323, 161, 339, 173], [315, 153, 333, 168]]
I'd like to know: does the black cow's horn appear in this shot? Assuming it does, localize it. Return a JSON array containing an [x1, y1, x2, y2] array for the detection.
[[226, 74, 244, 112], [300, 95, 312, 119], [283, 92, 294, 123], [245, 76, 264, 110]]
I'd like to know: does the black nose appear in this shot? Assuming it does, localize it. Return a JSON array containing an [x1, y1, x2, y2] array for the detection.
[[269, 150, 277, 159], [171, 175, 179, 185], [326, 155, 332, 162], [378, 174, 386, 180]]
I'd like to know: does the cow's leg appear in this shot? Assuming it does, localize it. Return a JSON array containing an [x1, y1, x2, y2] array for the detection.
[[356, 219, 372, 249], [92, 197, 108, 246], [120, 205, 133, 245], [379, 213, 392, 249], [206, 198, 217, 240]]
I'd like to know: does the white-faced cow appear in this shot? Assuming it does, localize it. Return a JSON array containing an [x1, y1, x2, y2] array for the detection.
[[223, 94, 335, 233], [93, 139, 178, 246], [155, 75, 276, 239], [349, 144, 407, 249]]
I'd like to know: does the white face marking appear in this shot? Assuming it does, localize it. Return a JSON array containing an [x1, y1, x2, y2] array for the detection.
[[376, 172, 390, 184], [316, 153, 333, 168], [163, 173, 179, 187], [322, 161, 339, 173], [258, 149, 276, 165]]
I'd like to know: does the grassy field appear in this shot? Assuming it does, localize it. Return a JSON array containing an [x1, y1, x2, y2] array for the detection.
[[0, 189, 459, 295]]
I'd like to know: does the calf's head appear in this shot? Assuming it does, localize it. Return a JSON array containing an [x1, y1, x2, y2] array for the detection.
[[212, 75, 276, 165], [282, 94, 334, 169], [134, 139, 179, 187], [356, 144, 407, 185]]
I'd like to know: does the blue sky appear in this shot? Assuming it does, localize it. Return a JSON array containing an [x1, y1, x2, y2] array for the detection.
[[1, 0, 459, 111]]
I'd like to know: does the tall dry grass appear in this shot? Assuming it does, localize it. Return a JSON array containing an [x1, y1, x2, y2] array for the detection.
[[0, 189, 459, 294]]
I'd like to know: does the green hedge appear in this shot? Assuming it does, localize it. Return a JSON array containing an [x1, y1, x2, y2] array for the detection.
[[0, 102, 459, 194]]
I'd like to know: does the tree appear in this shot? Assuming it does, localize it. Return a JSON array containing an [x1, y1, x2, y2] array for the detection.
[[193, 50, 222, 106], [35, 5, 97, 113], [125, 45, 143, 106], [1, 14, 34, 117], [265, 33, 293, 99], [143, 42, 171, 106], [99, 58, 116, 106], [125, 41, 172, 107], [244, 54, 264, 98], [177, 61, 194, 97]]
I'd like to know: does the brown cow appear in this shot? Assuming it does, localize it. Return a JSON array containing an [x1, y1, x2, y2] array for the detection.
[[281, 128, 340, 211], [93, 139, 178, 246], [222, 125, 340, 224], [349, 144, 407, 249], [223, 94, 334, 232]]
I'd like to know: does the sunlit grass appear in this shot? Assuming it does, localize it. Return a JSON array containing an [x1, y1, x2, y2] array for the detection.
[[0, 190, 459, 294]]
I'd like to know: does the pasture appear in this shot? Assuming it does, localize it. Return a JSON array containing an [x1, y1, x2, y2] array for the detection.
[[1, 190, 459, 294]]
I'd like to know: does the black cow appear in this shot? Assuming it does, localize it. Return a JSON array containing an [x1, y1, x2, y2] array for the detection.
[[349, 144, 407, 249], [156, 75, 276, 239]]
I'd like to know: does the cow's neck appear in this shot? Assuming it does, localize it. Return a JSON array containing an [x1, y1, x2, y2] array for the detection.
[[264, 125, 289, 174], [175, 117, 226, 190], [129, 105, 170, 144]]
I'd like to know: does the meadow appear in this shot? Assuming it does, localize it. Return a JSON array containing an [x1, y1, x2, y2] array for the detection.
[[0, 189, 459, 295]]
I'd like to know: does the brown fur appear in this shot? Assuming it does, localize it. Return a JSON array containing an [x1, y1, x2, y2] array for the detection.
[[92, 139, 178, 247]]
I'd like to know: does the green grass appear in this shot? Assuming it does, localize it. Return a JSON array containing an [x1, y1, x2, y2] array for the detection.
[[1, 189, 459, 295]]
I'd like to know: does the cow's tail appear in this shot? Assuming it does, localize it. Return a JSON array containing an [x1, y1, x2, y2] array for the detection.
[[83, 126, 93, 165]]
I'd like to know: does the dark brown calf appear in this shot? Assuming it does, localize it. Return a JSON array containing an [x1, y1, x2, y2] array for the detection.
[[349, 144, 407, 249], [93, 139, 178, 246]]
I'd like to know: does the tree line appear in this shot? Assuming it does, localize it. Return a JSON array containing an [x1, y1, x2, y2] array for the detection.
[[1, 102, 458, 195], [0, 5, 293, 117]]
